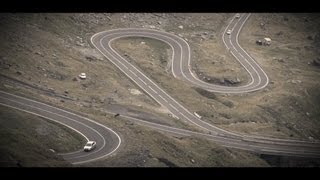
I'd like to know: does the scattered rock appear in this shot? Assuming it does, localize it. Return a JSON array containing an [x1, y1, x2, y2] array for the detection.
[[81, 102, 91, 108], [64, 90, 69, 94], [191, 159, 195, 163], [157, 21, 162, 25], [85, 55, 97, 62], [236, 77, 241, 83], [148, 153, 153, 158], [200, 34, 208, 40], [306, 112, 310, 117], [49, 149, 55, 153], [125, 121, 134, 125], [76, 42, 85, 47], [99, 98, 105, 103], [16, 71, 22, 75], [290, 80, 302, 84], [276, 31, 283, 36], [222, 100, 234, 108], [178, 25, 183, 29], [129, 88, 143, 95], [224, 77, 241, 85], [220, 113, 232, 119], [72, 77, 78, 81], [2, 62, 11, 69], [141, 41, 146, 45], [35, 51, 43, 56]]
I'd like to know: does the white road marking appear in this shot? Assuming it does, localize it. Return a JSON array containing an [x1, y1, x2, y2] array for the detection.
[[2, 13, 308, 166], [0, 96, 106, 157], [129, 69, 137, 76], [148, 86, 157, 94], [158, 95, 168, 102], [138, 77, 147, 85], [2, 16, 312, 166], [0, 91, 122, 164], [169, 103, 179, 112], [0, 102, 90, 142], [90, 22, 320, 157]]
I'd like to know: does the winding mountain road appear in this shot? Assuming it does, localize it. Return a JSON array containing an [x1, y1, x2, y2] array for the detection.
[[1, 13, 319, 165], [0, 90, 121, 165], [90, 13, 320, 157]]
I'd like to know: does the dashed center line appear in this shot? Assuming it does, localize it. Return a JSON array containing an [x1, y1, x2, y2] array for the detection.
[[158, 95, 168, 102], [138, 77, 147, 85], [169, 103, 179, 112], [129, 70, 137, 76], [148, 86, 157, 94]]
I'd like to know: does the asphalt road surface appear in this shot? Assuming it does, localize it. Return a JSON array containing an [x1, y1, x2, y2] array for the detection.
[[91, 13, 320, 157], [0, 13, 319, 165], [0, 90, 121, 165]]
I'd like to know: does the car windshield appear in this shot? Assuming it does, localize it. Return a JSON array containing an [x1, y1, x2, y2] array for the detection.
[[86, 142, 93, 146]]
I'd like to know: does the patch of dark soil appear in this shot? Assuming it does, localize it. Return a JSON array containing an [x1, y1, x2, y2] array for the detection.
[[0, 74, 74, 101], [221, 100, 234, 108], [194, 68, 242, 86], [194, 87, 234, 108], [219, 113, 232, 119], [194, 87, 217, 99], [157, 158, 177, 167], [260, 154, 320, 167]]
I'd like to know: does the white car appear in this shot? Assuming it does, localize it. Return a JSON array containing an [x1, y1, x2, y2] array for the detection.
[[226, 29, 232, 35], [235, 14, 240, 18], [84, 141, 96, 152], [79, 73, 86, 79]]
